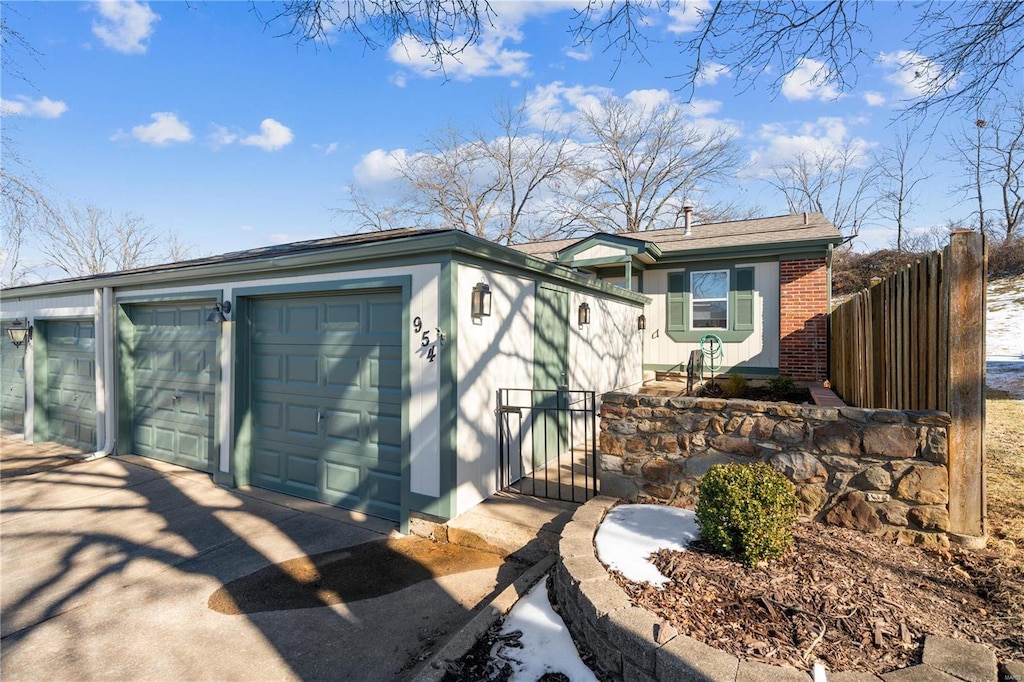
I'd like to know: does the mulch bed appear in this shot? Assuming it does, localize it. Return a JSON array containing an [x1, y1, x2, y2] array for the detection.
[[612, 522, 1024, 675]]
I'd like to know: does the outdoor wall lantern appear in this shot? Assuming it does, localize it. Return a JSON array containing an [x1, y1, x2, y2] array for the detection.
[[5, 319, 32, 348], [207, 301, 232, 323], [578, 302, 591, 326], [471, 282, 492, 319], [638, 314, 647, 331]]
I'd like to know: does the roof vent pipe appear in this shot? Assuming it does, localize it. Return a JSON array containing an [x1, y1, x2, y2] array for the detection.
[[803, 212, 809, 225], [683, 203, 693, 235]]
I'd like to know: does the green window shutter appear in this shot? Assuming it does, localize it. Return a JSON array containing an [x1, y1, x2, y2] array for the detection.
[[733, 267, 755, 331], [667, 272, 686, 332]]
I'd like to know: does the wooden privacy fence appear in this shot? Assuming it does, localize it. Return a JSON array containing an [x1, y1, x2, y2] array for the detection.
[[829, 230, 987, 540]]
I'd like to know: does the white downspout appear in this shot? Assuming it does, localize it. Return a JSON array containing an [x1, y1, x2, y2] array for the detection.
[[81, 286, 116, 461]]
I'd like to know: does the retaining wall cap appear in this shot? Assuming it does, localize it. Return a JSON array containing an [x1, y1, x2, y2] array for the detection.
[[657, 634, 740, 682], [879, 664, 960, 681], [921, 635, 998, 682], [736, 659, 813, 681]]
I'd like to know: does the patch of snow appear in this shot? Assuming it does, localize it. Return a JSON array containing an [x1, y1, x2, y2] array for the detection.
[[594, 504, 700, 586], [492, 575, 597, 682], [987, 275, 1024, 398]]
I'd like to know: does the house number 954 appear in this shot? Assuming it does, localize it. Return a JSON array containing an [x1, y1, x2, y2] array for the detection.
[[413, 316, 437, 363]]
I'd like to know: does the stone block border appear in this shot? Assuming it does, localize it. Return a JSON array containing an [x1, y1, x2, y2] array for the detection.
[[554, 496, 1013, 682]]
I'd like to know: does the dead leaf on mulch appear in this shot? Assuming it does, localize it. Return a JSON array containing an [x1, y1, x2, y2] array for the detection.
[[611, 522, 1024, 675]]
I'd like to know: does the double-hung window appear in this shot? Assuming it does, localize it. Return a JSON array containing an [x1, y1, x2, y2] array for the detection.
[[666, 265, 755, 342], [690, 270, 728, 329]]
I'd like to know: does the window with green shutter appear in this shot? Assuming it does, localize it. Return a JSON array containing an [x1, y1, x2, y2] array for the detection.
[[665, 265, 756, 342]]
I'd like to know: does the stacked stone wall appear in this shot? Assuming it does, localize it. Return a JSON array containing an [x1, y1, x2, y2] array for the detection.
[[599, 392, 953, 546]]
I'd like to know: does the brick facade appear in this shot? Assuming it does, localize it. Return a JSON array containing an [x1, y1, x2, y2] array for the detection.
[[779, 257, 829, 382]]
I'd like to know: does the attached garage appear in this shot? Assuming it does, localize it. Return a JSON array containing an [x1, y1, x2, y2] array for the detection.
[[0, 335, 26, 434], [121, 301, 219, 472], [246, 290, 404, 521], [37, 319, 96, 450], [0, 228, 646, 529]]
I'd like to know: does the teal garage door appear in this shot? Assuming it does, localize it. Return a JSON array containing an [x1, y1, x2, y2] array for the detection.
[[44, 320, 96, 449], [129, 302, 219, 472], [0, 335, 26, 433], [249, 291, 403, 520]]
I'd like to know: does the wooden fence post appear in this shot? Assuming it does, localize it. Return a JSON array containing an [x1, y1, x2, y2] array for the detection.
[[945, 230, 987, 543]]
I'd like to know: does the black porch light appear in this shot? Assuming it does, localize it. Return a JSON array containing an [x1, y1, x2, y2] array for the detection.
[[578, 301, 591, 326], [5, 319, 31, 348], [638, 314, 646, 331], [207, 301, 232, 323], [471, 282, 492, 319]]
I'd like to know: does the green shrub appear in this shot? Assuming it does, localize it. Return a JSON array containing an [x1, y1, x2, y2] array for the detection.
[[765, 375, 796, 399], [695, 463, 798, 567], [722, 373, 748, 398]]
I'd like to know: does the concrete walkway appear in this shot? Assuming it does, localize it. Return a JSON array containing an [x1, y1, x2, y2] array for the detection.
[[0, 441, 565, 681]]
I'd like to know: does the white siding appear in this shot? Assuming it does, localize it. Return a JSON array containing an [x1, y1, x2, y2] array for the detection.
[[573, 244, 627, 261], [0, 293, 95, 320], [570, 292, 644, 395], [455, 265, 535, 516], [641, 262, 780, 371]]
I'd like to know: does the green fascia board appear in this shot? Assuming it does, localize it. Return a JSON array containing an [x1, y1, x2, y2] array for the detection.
[[553, 233, 661, 262], [650, 238, 836, 266], [4, 230, 649, 306]]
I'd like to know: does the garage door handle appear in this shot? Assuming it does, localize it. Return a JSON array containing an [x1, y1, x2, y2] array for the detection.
[[317, 410, 324, 423]]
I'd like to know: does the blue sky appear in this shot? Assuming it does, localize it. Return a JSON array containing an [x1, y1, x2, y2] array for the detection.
[[2, 1, 993, 275]]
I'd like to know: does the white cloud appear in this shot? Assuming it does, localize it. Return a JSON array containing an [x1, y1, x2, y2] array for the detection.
[[524, 82, 611, 129], [696, 62, 730, 86], [748, 117, 874, 177], [684, 98, 723, 118], [323, 142, 339, 156], [0, 95, 68, 118], [666, 0, 710, 34], [239, 225, 254, 232], [240, 118, 294, 151], [208, 124, 238, 150], [565, 47, 591, 62], [390, 72, 408, 88], [353, 148, 412, 186], [122, 112, 192, 146], [92, 1, 159, 55], [878, 50, 948, 98], [389, 26, 530, 81], [781, 58, 841, 102], [863, 91, 887, 107], [625, 89, 672, 111]]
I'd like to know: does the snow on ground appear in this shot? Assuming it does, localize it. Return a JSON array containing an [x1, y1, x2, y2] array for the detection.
[[492, 576, 598, 682], [986, 275, 1024, 399], [593, 503, 700, 586]]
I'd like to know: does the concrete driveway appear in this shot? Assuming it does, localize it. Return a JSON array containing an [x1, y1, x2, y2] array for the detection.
[[0, 449, 529, 681]]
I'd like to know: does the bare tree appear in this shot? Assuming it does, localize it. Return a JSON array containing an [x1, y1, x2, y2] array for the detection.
[[571, 1, 1024, 116], [767, 141, 879, 238], [565, 95, 744, 233], [874, 126, 930, 251], [252, 0, 495, 75], [38, 204, 162, 277], [0, 172, 58, 287], [337, 100, 577, 244], [983, 100, 1024, 243]]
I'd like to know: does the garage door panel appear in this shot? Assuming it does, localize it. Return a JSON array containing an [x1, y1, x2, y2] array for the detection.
[[285, 355, 319, 387], [128, 302, 218, 472], [324, 462, 360, 498], [43, 320, 97, 449], [250, 290, 403, 520], [367, 301, 402, 333], [1, 340, 26, 433]]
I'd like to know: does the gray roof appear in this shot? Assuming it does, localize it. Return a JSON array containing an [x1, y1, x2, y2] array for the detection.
[[511, 213, 842, 261], [4, 227, 451, 292]]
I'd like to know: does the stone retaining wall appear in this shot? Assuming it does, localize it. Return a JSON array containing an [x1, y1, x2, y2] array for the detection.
[[554, 496, 1008, 682], [598, 392, 953, 546]]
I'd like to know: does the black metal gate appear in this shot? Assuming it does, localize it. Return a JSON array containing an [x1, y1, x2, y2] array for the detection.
[[497, 388, 597, 503]]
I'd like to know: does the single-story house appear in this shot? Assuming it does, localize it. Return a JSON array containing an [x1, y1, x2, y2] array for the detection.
[[514, 210, 843, 383], [1, 228, 646, 530], [0, 213, 841, 527]]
